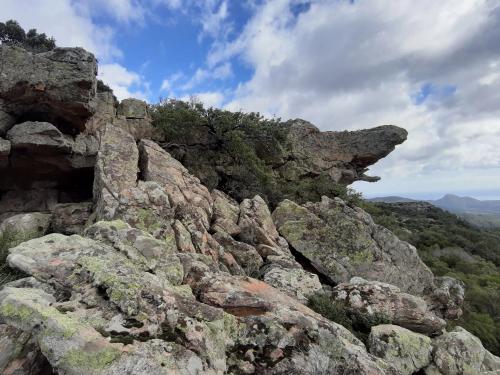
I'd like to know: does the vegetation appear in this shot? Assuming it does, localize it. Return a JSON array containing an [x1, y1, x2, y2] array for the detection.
[[361, 201, 500, 355], [308, 292, 391, 343], [0, 230, 26, 287], [151, 98, 360, 207], [0, 20, 56, 53]]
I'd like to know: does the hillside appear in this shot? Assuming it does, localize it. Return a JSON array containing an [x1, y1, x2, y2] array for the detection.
[[0, 22, 499, 375], [363, 201, 500, 354], [370, 194, 500, 228]]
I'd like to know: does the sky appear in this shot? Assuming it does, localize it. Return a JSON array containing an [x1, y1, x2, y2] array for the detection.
[[3, 0, 500, 200]]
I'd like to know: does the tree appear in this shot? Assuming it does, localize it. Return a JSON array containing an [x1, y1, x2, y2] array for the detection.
[[0, 19, 56, 53]]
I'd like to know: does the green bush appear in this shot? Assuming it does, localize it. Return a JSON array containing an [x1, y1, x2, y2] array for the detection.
[[0, 20, 56, 53], [151, 98, 360, 207], [307, 292, 391, 343]]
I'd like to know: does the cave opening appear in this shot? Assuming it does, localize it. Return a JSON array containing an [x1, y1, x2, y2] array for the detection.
[[0, 149, 95, 220]]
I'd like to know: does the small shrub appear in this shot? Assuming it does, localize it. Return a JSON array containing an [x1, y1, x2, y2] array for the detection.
[[307, 292, 391, 343]]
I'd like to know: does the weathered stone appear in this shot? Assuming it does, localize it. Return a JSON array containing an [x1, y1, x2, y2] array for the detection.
[[425, 276, 465, 320], [84, 220, 184, 286], [0, 137, 10, 168], [85, 91, 117, 134], [213, 230, 263, 276], [0, 324, 52, 375], [118, 98, 148, 119], [0, 45, 97, 131], [0, 212, 52, 240], [283, 119, 408, 184], [273, 196, 436, 295], [93, 124, 139, 221], [51, 202, 92, 234], [239, 195, 280, 248], [0, 100, 16, 136], [190, 272, 398, 374], [260, 265, 322, 303], [429, 327, 500, 375], [332, 278, 446, 335], [139, 139, 212, 221], [211, 190, 240, 236], [368, 324, 432, 375], [6, 122, 73, 154]]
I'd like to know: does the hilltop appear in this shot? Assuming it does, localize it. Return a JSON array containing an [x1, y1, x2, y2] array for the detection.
[[0, 22, 499, 375]]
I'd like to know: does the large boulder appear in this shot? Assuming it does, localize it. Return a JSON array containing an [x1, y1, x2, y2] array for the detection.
[[273, 196, 435, 295], [6, 122, 73, 154], [368, 324, 433, 375], [0, 212, 52, 242], [189, 272, 398, 374], [331, 278, 446, 335], [0, 46, 97, 132], [427, 327, 500, 375]]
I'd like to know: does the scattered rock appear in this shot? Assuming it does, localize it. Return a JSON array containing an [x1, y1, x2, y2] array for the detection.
[[368, 324, 432, 375], [332, 278, 446, 335]]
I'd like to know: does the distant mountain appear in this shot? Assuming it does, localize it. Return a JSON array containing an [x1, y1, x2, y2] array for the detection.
[[369, 194, 500, 228], [432, 194, 500, 216], [368, 196, 418, 203]]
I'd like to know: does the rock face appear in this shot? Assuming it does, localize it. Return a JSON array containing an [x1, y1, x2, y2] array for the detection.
[[0, 43, 482, 375], [158, 117, 407, 205], [332, 278, 446, 335], [368, 324, 433, 375], [0, 45, 97, 132], [428, 327, 500, 375], [273, 196, 435, 296], [283, 119, 408, 184]]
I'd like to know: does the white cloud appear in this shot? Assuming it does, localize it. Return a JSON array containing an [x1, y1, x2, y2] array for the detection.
[[98, 64, 149, 101], [183, 92, 225, 107], [2, 0, 121, 61], [199, 0, 229, 40], [76, 0, 147, 25], [211, 0, 500, 197]]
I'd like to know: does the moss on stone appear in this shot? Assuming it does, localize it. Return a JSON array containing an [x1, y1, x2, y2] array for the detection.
[[60, 346, 121, 370]]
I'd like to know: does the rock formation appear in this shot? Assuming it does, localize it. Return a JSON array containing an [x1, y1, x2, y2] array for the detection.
[[0, 44, 498, 375]]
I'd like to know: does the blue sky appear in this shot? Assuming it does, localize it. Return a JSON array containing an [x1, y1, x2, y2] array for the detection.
[[3, 0, 500, 200]]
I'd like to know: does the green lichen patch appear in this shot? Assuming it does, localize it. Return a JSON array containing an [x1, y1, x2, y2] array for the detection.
[[60, 346, 122, 371]]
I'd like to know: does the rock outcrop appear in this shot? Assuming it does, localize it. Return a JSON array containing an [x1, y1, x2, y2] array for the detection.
[[332, 278, 446, 335], [272, 196, 435, 295], [0, 45, 97, 133], [368, 324, 433, 375], [0, 42, 491, 375], [158, 117, 407, 205], [282, 119, 408, 184]]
